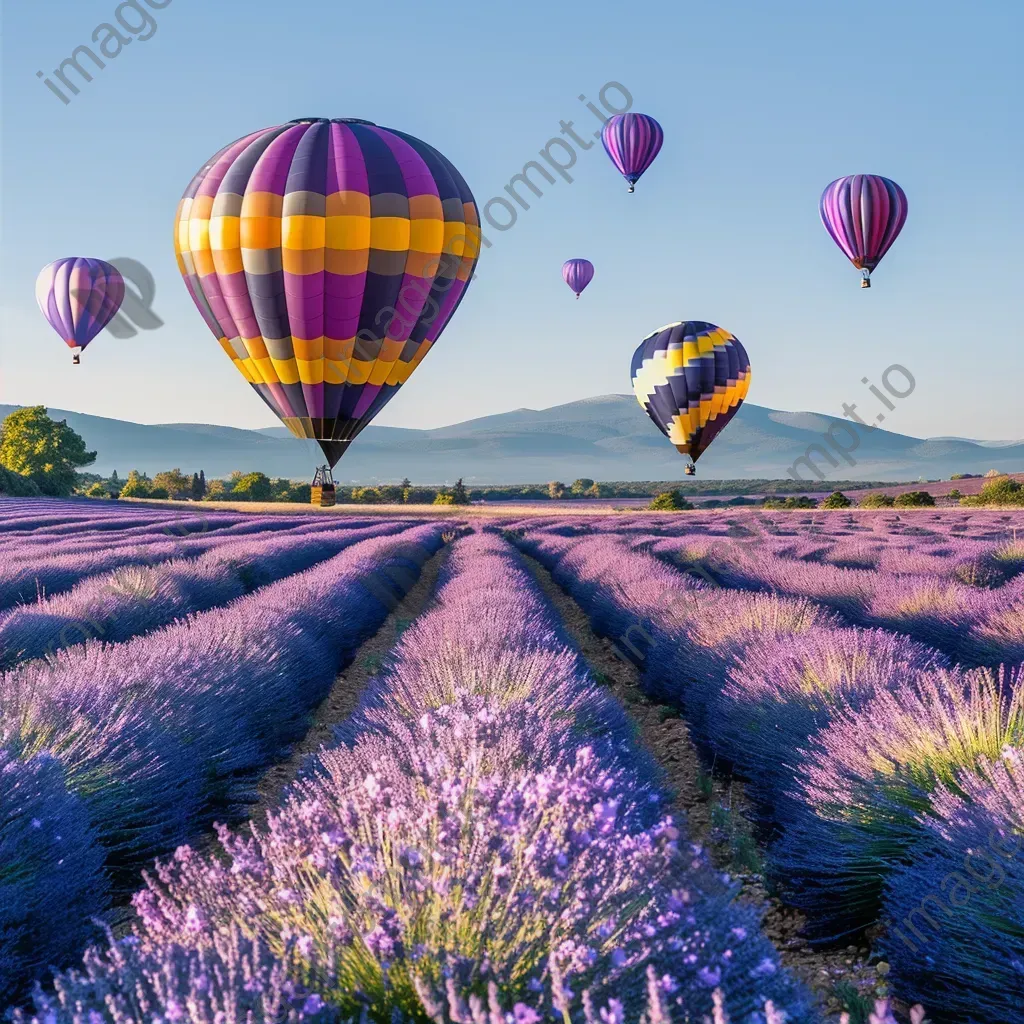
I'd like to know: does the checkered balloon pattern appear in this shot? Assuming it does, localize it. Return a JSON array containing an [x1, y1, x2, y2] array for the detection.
[[631, 320, 751, 464], [174, 118, 481, 468]]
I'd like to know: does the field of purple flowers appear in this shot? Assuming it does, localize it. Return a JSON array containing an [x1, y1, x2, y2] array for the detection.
[[2, 498, 1023, 1023]]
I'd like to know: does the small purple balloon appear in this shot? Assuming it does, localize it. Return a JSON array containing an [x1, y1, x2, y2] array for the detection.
[[562, 259, 595, 299], [601, 113, 664, 193], [35, 258, 125, 363]]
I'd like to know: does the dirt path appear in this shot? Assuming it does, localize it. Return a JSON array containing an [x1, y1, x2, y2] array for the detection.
[[248, 541, 452, 830], [518, 551, 890, 1022]]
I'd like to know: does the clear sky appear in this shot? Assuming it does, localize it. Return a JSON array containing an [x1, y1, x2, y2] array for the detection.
[[2, 0, 1021, 439]]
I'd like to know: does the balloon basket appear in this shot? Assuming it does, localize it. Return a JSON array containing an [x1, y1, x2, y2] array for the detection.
[[72, 352, 81, 365], [861, 276, 871, 289], [627, 184, 635, 194], [684, 464, 696, 477], [310, 465, 337, 507]]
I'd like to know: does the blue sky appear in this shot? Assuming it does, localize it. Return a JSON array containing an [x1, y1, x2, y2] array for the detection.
[[2, 0, 1021, 439]]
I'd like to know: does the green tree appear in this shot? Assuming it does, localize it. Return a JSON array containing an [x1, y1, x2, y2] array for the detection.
[[571, 478, 595, 496], [203, 479, 228, 501], [451, 478, 469, 505], [822, 490, 852, 509], [148, 487, 170, 499], [649, 489, 692, 511], [231, 472, 273, 501], [586, 482, 603, 499], [405, 487, 437, 504], [548, 481, 566, 499], [85, 482, 110, 499], [152, 468, 192, 499], [984, 469, 1003, 478], [284, 483, 312, 503], [377, 484, 405, 503], [0, 406, 97, 496], [947, 489, 962, 501], [190, 472, 204, 500], [0, 466, 42, 496], [118, 470, 151, 499], [859, 492, 896, 508], [893, 490, 936, 507]]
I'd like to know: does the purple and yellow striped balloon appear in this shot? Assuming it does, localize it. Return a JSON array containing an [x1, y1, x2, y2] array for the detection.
[[562, 258, 594, 299], [174, 117, 481, 469], [601, 113, 664, 193], [819, 175, 908, 288], [35, 258, 125, 364]]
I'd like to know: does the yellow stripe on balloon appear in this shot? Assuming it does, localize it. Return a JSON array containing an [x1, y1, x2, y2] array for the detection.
[[209, 216, 241, 250], [409, 218, 444, 253], [325, 216, 371, 250], [282, 215, 326, 250], [295, 359, 324, 386], [370, 217, 411, 251]]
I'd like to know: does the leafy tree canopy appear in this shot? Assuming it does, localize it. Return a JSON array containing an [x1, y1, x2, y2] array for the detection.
[[0, 406, 96, 496]]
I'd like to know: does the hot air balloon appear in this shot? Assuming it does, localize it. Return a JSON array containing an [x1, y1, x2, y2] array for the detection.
[[174, 118, 480, 504], [35, 258, 125, 364], [562, 258, 594, 299], [601, 113, 664, 193], [819, 175, 908, 288], [631, 321, 751, 476]]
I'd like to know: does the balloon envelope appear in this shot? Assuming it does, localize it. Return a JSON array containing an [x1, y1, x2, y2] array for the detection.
[[174, 118, 481, 469], [562, 258, 594, 297], [819, 175, 908, 282], [631, 321, 750, 464], [35, 258, 125, 353], [601, 113, 664, 191]]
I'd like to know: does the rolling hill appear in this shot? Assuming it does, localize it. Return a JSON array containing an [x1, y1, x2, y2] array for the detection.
[[2, 397, 1021, 484]]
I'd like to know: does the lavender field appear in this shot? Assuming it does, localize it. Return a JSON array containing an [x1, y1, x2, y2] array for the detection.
[[2, 498, 1023, 1023]]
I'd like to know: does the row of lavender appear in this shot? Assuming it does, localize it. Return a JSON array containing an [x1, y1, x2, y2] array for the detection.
[[510, 526, 1024, 1023], [0, 521, 447, 1004], [15, 531, 817, 1023], [0, 517, 425, 667]]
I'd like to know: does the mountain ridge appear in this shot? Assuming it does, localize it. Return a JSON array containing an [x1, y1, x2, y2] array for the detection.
[[1, 397, 1021, 484]]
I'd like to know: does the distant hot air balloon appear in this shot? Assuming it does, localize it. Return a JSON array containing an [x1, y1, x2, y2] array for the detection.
[[35, 258, 125, 364], [601, 113, 664, 193], [562, 258, 594, 299], [631, 321, 751, 476], [174, 118, 481, 497], [819, 175, 908, 288]]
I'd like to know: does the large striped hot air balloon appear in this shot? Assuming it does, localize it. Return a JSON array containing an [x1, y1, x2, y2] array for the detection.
[[601, 113, 664, 193], [35, 258, 125, 364], [174, 117, 481, 480], [630, 321, 751, 476], [562, 258, 594, 299], [819, 175, 908, 288]]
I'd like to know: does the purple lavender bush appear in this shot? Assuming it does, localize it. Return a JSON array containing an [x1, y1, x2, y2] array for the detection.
[[771, 666, 1024, 939], [12, 928, 339, 1024], [880, 750, 1024, 1024], [709, 627, 948, 815], [0, 745, 108, 1004]]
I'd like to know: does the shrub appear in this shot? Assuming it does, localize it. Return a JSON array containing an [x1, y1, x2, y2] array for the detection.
[[0, 746, 109, 1003], [821, 491, 852, 509], [432, 492, 456, 505], [763, 496, 817, 509], [771, 666, 1024, 937], [147, 487, 170, 500], [893, 491, 936, 507], [0, 466, 42, 497], [880, 750, 1024, 1022], [960, 476, 1024, 507], [85, 482, 110, 499], [947, 488, 962, 500], [859, 492, 895, 508], [648, 489, 691, 510]]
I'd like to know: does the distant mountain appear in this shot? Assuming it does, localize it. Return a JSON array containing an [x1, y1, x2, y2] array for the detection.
[[2, 397, 1022, 484]]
